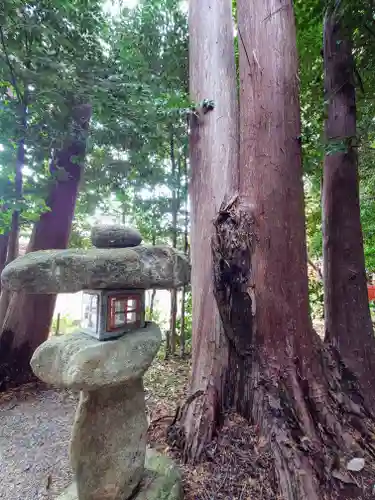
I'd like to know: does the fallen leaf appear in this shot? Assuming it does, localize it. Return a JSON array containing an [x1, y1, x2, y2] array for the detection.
[[346, 457, 365, 472]]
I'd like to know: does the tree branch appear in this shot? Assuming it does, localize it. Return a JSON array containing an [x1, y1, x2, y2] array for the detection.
[[308, 257, 323, 281]]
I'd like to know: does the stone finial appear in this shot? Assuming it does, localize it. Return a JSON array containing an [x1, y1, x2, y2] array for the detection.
[[91, 224, 142, 248], [1, 246, 190, 294]]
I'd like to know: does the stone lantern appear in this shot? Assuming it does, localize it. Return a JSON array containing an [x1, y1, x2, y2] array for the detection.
[[1, 223, 190, 500], [81, 289, 145, 340]]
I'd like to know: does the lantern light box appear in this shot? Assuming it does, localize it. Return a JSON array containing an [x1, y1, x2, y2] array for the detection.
[[81, 289, 146, 340]]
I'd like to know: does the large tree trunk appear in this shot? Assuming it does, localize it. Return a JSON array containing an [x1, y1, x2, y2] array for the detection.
[[181, 0, 239, 460], [0, 103, 92, 390], [176, 1, 375, 498], [322, 10, 375, 412]]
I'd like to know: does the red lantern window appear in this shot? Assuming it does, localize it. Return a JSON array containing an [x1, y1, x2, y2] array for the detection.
[[107, 294, 142, 331]]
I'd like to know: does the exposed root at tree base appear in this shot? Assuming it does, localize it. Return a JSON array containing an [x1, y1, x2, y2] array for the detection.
[[0, 330, 38, 392], [180, 413, 277, 499], [0, 361, 37, 392], [164, 345, 375, 499], [0, 367, 37, 392], [149, 411, 278, 500]]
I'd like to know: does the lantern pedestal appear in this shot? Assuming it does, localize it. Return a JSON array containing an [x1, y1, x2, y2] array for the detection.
[[71, 381, 147, 500], [29, 323, 181, 500]]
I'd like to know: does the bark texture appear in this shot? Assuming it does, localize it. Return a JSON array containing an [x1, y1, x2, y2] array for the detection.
[[322, 11, 375, 412], [0, 103, 92, 390], [181, 0, 239, 461], [149, 289, 156, 321], [234, 3, 375, 498]]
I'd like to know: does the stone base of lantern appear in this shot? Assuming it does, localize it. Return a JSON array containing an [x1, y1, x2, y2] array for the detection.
[[30, 323, 166, 500], [57, 448, 183, 500]]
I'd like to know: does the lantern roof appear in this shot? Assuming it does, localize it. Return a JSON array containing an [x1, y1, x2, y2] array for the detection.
[[1, 224, 190, 294], [1, 246, 190, 294]]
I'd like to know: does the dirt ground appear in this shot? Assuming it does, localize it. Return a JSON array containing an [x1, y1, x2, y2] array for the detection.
[[0, 383, 76, 499], [0, 354, 191, 500]]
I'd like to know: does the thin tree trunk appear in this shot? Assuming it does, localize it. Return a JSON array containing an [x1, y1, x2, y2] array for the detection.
[[7, 208, 20, 262], [181, 0, 239, 459], [308, 257, 323, 281], [179, 287, 186, 357], [0, 103, 92, 390], [169, 289, 178, 356], [165, 329, 171, 358], [169, 130, 179, 356], [55, 313, 61, 336], [322, 10, 375, 412], [149, 289, 156, 321], [180, 152, 189, 357], [9, 95, 26, 259]]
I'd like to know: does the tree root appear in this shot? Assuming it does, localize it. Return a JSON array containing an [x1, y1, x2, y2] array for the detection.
[[166, 389, 205, 452], [0, 329, 37, 391], [171, 342, 375, 499], [254, 354, 375, 499]]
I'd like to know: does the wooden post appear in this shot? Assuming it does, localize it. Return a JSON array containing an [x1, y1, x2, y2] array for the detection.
[[55, 313, 61, 336]]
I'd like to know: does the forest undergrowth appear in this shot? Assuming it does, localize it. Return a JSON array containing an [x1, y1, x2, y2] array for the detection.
[[147, 338, 375, 500], [147, 353, 281, 499]]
